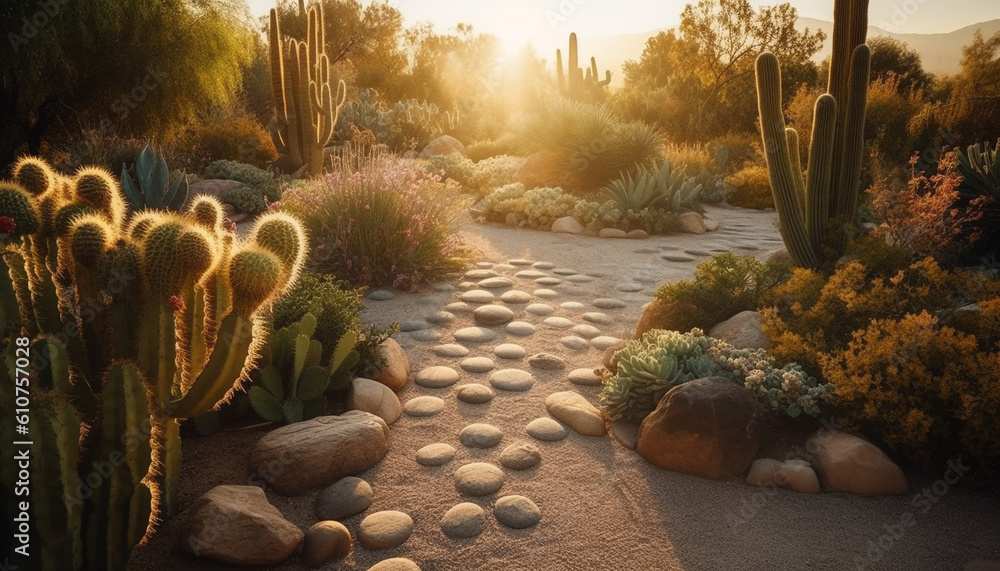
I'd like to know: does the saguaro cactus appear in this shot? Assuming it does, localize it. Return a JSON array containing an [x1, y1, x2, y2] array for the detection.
[[556, 32, 611, 102], [754, 0, 871, 269], [269, 0, 347, 176]]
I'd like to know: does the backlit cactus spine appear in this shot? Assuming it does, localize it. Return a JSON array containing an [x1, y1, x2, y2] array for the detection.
[[754, 0, 871, 269]]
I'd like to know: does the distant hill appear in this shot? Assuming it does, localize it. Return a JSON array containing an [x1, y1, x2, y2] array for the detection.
[[580, 18, 1000, 88]]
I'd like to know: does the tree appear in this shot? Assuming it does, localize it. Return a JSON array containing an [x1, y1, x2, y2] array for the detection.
[[939, 30, 1000, 147], [0, 0, 254, 170], [618, 0, 824, 141], [867, 36, 932, 93]]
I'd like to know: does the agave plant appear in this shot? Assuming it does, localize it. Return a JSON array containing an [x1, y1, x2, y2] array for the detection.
[[119, 143, 189, 212], [600, 160, 702, 213], [956, 139, 1000, 201]]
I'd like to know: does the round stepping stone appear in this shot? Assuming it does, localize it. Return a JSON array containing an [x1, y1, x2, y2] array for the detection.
[[432, 282, 457, 292], [560, 301, 585, 311], [570, 324, 601, 339], [526, 417, 569, 441], [615, 283, 644, 292], [508, 258, 533, 266], [398, 320, 430, 332], [433, 343, 470, 358], [454, 463, 505, 496], [301, 521, 352, 567], [465, 269, 499, 280], [368, 558, 420, 571], [500, 290, 532, 304], [545, 391, 606, 436], [368, 289, 394, 301], [560, 336, 590, 351], [552, 268, 578, 276], [460, 289, 496, 304], [662, 254, 696, 263], [403, 396, 446, 417], [473, 304, 515, 326], [314, 477, 373, 520], [456, 384, 494, 404], [416, 295, 444, 306], [446, 301, 472, 313], [441, 503, 486, 538], [514, 269, 548, 279], [635, 247, 660, 254], [533, 289, 559, 299], [499, 443, 541, 470], [593, 298, 627, 309], [506, 321, 537, 336], [525, 303, 555, 316], [528, 353, 566, 370], [459, 423, 503, 448], [493, 344, 526, 359], [458, 281, 477, 290], [534, 277, 563, 286], [357, 511, 414, 550], [591, 336, 624, 351], [416, 366, 460, 388], [409, 329, 442, 342], [460, 357, 495, 373], [476, 261, 494, 268], [494, 495, 541, 529], [531, 261, 555, 269], [416, 443, 457, 466], [568, 368, 602, 386], [454, 327, 499, 344], [478, 277, 514, 289], [564, 274, 596, 283], [543, 316, 574, 329], [489, 369, 534, 391], [684, 249, 712, 257], [582, 312, 614, 325], [493, 263, 517, 271], [426, 311, 456, 325]]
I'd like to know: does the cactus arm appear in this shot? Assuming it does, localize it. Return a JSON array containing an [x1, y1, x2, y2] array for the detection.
[[831, 44, 871, 251], [785, 128, 807, 205], [268, 9, 289, 153], [138, 302, 178, 407], [805, 94, 838, 254], [31, 397, 83, 571]]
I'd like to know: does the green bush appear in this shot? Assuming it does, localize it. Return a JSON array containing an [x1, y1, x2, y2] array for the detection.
[[220, 184, 267, 215], [203, 160, 281, 202], [169, 115, 277, 172], [725, 165, 775, 209]]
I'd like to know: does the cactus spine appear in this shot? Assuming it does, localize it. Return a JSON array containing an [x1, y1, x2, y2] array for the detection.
[[556, 33, 611, 102], [269, 0, 347, 176], [754, 0, 871, 269]]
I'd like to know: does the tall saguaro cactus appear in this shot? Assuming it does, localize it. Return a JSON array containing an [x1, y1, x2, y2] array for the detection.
[[556, 32, 611, 102], [754, 0, 871, 269], [269, 0, 346, 176]]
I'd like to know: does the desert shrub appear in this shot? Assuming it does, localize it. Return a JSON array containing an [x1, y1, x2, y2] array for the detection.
[[705, 132, 763, 173], [60, 131, 148, 174], [169, 116, 277, 172], [955, 139, 1000, 262], [601, 328, 832, 423], [663, 143, 718, 178], [281, 147, 472, 290], [725, 165, 774, 209], [653, 253, 793, 334], [470, 155, 523, 193], [424, 153, 477, 189], [466, 133, 523, 161], [219, 184, 267, 216]]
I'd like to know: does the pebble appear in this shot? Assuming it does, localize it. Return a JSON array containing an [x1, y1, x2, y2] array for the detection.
[[535, 277, 563, 286], [416, 366, 460, 388], [368, 290, 395, 301], [409, 329, 442, 342], [500, 290, 532, 304], [568, 368, 603, 386], [615, 283, 644, 292], [489, 369, 534, 391], [415, 443, 457, 466], [459, 423, 503, 448], [473, 304, 515, 326], [478, 277, 514, 289], [357, 511, 414, 550], [570, 324, 601, 339], [532, 261, 555, 269], [528, 353, 566, 370], [493, 495, 542, 529], [591, 336, 624, 351], [525, 418, 569, 441], [560, 301, 585, 311], [433, 344, 470, 358], [560, 336, 590, 351], [542, 316, 574, 329], [493, 344, 526, 359], [599, 228, 628, 239], [446, 301, 472, 313], [582, 312, 614, 325], [454, 463, 505, 496], [499, 443, 541, 470], [514, 269, 548, 279], [456, 384, 494, 404], [662, 255, 696, 263], [564, 274, 596, 283], [425, 311, 456, 325], [533, 289, 560, 299], [525, 303, 555, 316], [301, 521, 352, 567], [460, 290, 496, 304], [403, 396, 446, 417], [441, 503, 486, 538], [454, 327, 500, 344], [460, 357, 496, 373], [465, 269, 499, 280], [593, 298, 627, 309], [506, 321, 537, 336], [552, 268, 578, 276], [475, 261, 495, 269], [314, 477, 373, 520], [508, 258, 533, 266], [367, 558, 420, 571]]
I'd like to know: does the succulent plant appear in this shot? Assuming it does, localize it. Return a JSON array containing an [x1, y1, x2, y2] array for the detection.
[[600, 160, 702, 213], [119, 144, 189, 212]]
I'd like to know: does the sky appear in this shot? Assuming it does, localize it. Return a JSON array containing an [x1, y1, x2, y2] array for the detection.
[[245, 0, 1000, 57]]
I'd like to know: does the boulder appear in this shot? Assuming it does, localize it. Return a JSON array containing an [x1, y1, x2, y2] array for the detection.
[[807, 430, 907, 496], [301, 521, 352, 567], [179, 485, 302, 565], [188, 179, 242, 199], [677, 211, 707, 234], [746, 458, 821, 494], [708, 310, 770, 350], [515, 150, 575, 189], [599, 228, 628, 239], [634, 297, 696, 339], [417, 135, 465, 159], [373, 337, 409, 391], [551, 216, 586, 234], [626, 229, 649, 239], [250, 411, 390, 495], [348, 377, 402, 425], [636, 377, 762, 480], [544, 391, 606, 436]]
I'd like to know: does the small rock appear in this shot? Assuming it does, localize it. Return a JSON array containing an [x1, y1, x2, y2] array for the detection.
[[441, 503, 487, 538], [367, 558, 421, 571], [494, 344, 527, 359], [460, 289, 496, 304], [489, 369, 535, 391], [416, 443, 457, 466], [591, 336, 624, 351], [545, 391, 606, 436], [500, 290, 532, 304], [525, 303, 555, 316], [473, 304, 515, 326], [459, 423, 504, 448], [568, 368, 602, 386], [615, 283, 644, 293], [415, 366, 460, 388], [561, 301, 586, 311], [349, 378, 402, 425], [626, 229, 649, 239], [478, 277, 514, 289], [534, 288, 560, 299], [508, 258, 533, 266], [465, 268, 499, 280], [425, 311, 456, 325], [398, 320, 430, 332], [528, 353, 566, 370], [314, 477, 373, 520], [402, 396, 446, 417], [582, 312, 614, 325], [560, 336, 590, 351], [533, 261, 556, 269], [373, 338, 409, 392], [593, 298, 627, 309], [368, 289, 395, 301], [357, 511, 414, 550], [301, 521, 352, 567], [446, 301, 472, 313], [499, 442, 541, 470], [409, 329, 442, 343], [534, 276, 563, 286], [703, 217, 720, 231], [551, 216, 586, 234], [460, 356, 496, 373], [453, 327, 500, 344], [808, 430, 908, 496], [526, 417, 569, 441], [454, 463, 505, 496], [433, 344, 470, 358], [677, 211, 707, 234], [543, 316, 574, 329], [506, 321, 537, 336], [493, 495, 542, 529], [456, 384, 495, 404], [599, 228, 628, 239]]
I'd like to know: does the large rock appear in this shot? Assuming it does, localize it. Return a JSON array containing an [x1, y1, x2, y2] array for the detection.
[[418, 135, 465, 159], [544, 391, 606, 436], [179, 485, 302, 565], [515, 150, 576, 189], [634, 298, 696, 339], [708, 310, 770, 350], [373, 337, 409, 392], [551, 216, 586, 234], [636, 377, 762, 480], [250, 411, 390, 495], [348, 377, 402, 425], [677, 211, 707, 234], [746, 458, 821, 494], [188, 179, 242, 199], [807, 430, 908, 496]]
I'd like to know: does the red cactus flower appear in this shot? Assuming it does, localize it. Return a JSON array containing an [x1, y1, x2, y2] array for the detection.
[[0, 216, 16, 234], [167, 295, 185, 311]]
